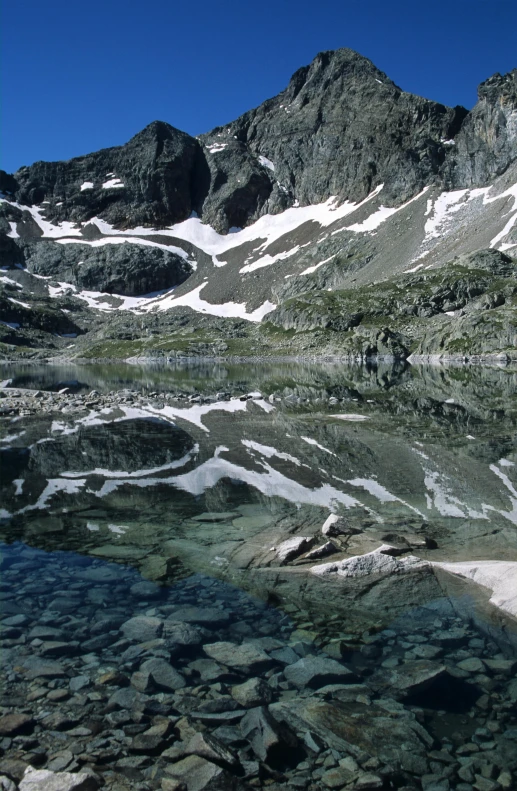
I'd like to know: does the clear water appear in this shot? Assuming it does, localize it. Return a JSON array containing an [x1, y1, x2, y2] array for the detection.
[[1, 361, 516, 788]]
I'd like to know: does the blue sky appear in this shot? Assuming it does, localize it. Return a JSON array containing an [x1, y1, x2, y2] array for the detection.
[[2, 0, 516, 174]]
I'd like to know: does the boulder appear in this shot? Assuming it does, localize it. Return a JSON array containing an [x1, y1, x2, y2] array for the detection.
[[203, 641, 273, 674], [19, 767, 99, 791], [284, 656, 356, 689]]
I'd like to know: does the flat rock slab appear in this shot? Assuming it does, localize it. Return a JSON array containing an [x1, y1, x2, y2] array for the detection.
[[121, 615, 163, 642], [0, 714, 34, 736], [19, 656, 66, 679], [368, 660, 447, 698], [283, 656, 356, 689], [165, 754, 234, 791], [204, 641, 272, 673], [270, 698, 432, 773], [19, 767, 99, 791]]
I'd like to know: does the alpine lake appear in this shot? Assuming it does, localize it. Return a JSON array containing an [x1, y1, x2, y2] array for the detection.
[[1, 360, 516, 791]]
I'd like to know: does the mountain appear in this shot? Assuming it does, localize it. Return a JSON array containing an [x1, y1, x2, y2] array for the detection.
[[1, 49, 516, 362]]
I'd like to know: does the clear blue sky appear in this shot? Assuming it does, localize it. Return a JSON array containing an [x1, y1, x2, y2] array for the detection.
[[2, 0, 516, 174]]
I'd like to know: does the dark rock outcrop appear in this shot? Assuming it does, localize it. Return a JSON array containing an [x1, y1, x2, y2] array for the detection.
[[20, 239, 193, 296], [12, 121, 210, 230]]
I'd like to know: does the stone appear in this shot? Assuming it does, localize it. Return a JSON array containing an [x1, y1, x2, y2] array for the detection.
[[203, 641, 272, 673], [130, 720, 173, 754], [140, 658, 186, 691], [121, 615, 163, 642], [0, 714, 33, 736], [231, 678, 274, 708], [284, 656, 356, 689], [240, 706, 297, 762], [163, 620, 206, 646], [321, 766, 355, 788], [20, 657, 66, 679], [0, 776, 16, 791], [19, 767, 99, 791], [165, 754, 235, 791], [165, 607, 230, 628], [368, 660, 447, 698], [303, 541, 339, 560], [275, 536, 315, 563], [457, 657, 485, 673], [186, 731, 240, 769]]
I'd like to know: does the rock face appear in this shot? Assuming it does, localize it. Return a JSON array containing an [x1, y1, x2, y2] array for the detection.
[[12, 121, 209, 230], [201, 48, 467, 229], [445, 69, 517, 188], [21, 240, 192, 297]]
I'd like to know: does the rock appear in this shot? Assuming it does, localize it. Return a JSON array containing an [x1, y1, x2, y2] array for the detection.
[[163, 620, 206, 647], [165, 754, 238, 791], [130, 720, 173, 754], [19, 766, 99, 791], [240, 706, 297, 762], [20, 657, 66, 679], [303, 541, 338, 560], [140, 658, 186, 691], [275, 536, 315, 563], [311, 545, 425, 577], [271, 698, 432, 774], [457, 657, 485, 673], [129, 580, 161, 598], [0, 776, 16, 791], [322, 766, 355, 788], [121, 615, 163, 642], [185, 732, 240, 770], [230, 678, 274, 707], [368, 660, 447, 698], [0, 714, 34, 736], [165, 607, 230, 628], [321, 514, 354, 537], [284, 656, 356, 689], [203, 641, 273, 673]]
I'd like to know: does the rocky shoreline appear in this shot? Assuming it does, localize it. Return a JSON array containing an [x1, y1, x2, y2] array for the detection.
[[1, 542, 517, 791]]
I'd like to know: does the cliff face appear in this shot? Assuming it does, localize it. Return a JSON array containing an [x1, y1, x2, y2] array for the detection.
[[443, 70, 517, 189]]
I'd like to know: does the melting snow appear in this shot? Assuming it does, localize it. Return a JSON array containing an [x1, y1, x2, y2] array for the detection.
[[102, 178, 124, 189], [80, 181, 94, 191], [258, 155, 275, 171]]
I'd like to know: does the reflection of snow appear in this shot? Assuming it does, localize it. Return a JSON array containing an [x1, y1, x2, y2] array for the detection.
[[242, 439, 302, 466], [301, 436, 336, 456]]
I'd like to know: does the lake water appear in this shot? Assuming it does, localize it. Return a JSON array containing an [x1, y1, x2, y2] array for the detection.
[[1, 361, 516, 789]]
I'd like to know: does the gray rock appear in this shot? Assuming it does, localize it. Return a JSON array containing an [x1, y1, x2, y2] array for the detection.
[[240, 706, 297, 762], [165, 607, 230, 628], [19, 767, 98, 791], [165, 754, 238, 791], [368, 660, 447, 698], [20, 656, 66, 679], [284, 656, 356, 689], [186, 731, 240, 769], [121, 615, 163, 642], [140, 657, 186, 691], [230, 678, 274, 708], [203, 641, 272, 673]]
